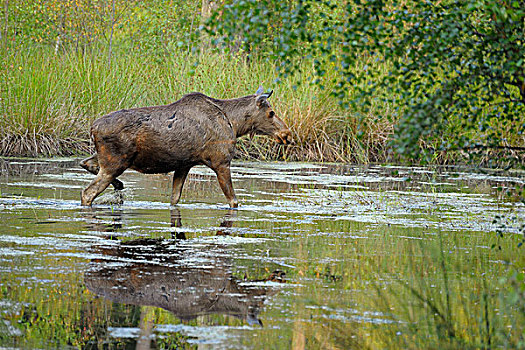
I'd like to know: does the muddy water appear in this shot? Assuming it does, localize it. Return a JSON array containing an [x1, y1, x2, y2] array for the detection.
[[0, 158, 523, 349]]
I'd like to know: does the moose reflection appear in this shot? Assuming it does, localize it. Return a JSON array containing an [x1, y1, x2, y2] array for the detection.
[[84, 209, 284, 325]]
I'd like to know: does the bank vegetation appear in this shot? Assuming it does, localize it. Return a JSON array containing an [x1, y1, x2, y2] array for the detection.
[[1, 1, 522, 166]]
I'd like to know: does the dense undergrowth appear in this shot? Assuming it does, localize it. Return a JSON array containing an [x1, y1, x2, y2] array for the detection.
[[1, 0, 524, 167], [0, 43, 522, 166], [0, 43, 408, 163]]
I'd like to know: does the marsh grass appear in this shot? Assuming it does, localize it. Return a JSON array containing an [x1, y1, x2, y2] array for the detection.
[[0, 45, 144, 156], [258, 211, 524, 349], [1, 42, 521, 165], [372, 231, 525, 349], [0, 44, 394, 161]]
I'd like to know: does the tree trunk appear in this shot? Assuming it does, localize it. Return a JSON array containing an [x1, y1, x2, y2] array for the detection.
[[54, 34, 61, 54], [2, 0, 9, 43], [200, 0, 220, 49], [107, 0, 116, 67]]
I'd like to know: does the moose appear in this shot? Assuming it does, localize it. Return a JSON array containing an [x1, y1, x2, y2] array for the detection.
[[80, 87, 292, 207]]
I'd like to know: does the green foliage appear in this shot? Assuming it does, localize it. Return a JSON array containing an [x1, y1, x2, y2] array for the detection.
[[2, 44, 370, 161], [208, 0, 316, 76], [208, 0, 525, 163], [1, 0, 524, 164], [1, 1, 197, 51]]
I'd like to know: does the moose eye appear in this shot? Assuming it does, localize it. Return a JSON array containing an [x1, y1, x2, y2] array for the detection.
[[269, 111, 275, 118]]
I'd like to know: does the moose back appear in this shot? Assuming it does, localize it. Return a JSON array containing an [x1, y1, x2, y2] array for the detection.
[[80, 87, 292, 208]]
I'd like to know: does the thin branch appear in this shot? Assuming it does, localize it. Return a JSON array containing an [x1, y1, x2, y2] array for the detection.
[[485, 99, 523, 108], [452, 145, 525, 152]]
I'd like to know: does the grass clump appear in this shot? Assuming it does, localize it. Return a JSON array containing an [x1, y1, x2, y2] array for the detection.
[[0, 43, 393, 162], [373, 232, 525, 349]]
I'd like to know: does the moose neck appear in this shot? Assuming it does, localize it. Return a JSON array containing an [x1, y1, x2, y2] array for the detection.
[[214, 97, 257, 138]]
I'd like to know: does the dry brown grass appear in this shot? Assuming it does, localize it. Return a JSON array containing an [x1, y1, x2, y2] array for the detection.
[[0, 45, 396, 162]]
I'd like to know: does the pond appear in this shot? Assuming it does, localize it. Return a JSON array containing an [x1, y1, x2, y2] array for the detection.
[[0, 158, 523, 349]]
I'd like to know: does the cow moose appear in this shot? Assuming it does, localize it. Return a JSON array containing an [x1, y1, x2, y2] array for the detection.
[[80, 87, 292, 208]]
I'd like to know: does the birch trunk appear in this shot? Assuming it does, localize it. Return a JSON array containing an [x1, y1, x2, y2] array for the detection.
[[107, 0, 116, 67], [2, 0, 9, 43]]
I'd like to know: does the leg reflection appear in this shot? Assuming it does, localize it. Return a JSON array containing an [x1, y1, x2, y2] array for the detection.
[[170, 208, 186, 240], [216, 209, 236, 235]]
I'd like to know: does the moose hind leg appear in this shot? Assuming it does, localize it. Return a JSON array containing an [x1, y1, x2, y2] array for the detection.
[[213, 164, 238, 208], [80, 154, 124, 190]]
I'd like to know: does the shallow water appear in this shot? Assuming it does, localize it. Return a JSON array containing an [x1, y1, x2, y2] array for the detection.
[[0, 158, 523, 349]]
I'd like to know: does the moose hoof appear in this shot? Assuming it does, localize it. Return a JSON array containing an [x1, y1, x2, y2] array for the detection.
[[112, 179, 124, 190]]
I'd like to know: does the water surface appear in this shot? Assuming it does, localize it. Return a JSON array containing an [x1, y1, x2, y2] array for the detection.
[[0, 158, 523, 349]]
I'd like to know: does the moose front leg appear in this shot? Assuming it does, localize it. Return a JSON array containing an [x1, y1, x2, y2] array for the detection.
[[81, 168, 118, 206], [171, 167, 190, 206], [213, 164, 238, 208]]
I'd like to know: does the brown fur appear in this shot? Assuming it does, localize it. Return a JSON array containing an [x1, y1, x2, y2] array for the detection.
[[80, 89, 292, 207]]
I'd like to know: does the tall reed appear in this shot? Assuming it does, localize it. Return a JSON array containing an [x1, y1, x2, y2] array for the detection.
[[0, 44, 394, 161], [373, 231, 525, 349]]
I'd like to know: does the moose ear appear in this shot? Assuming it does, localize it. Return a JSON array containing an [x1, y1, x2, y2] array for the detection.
[[256, 94, 267, 108], [255, 86, 264, 96], [256, 88, 273, 108]]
